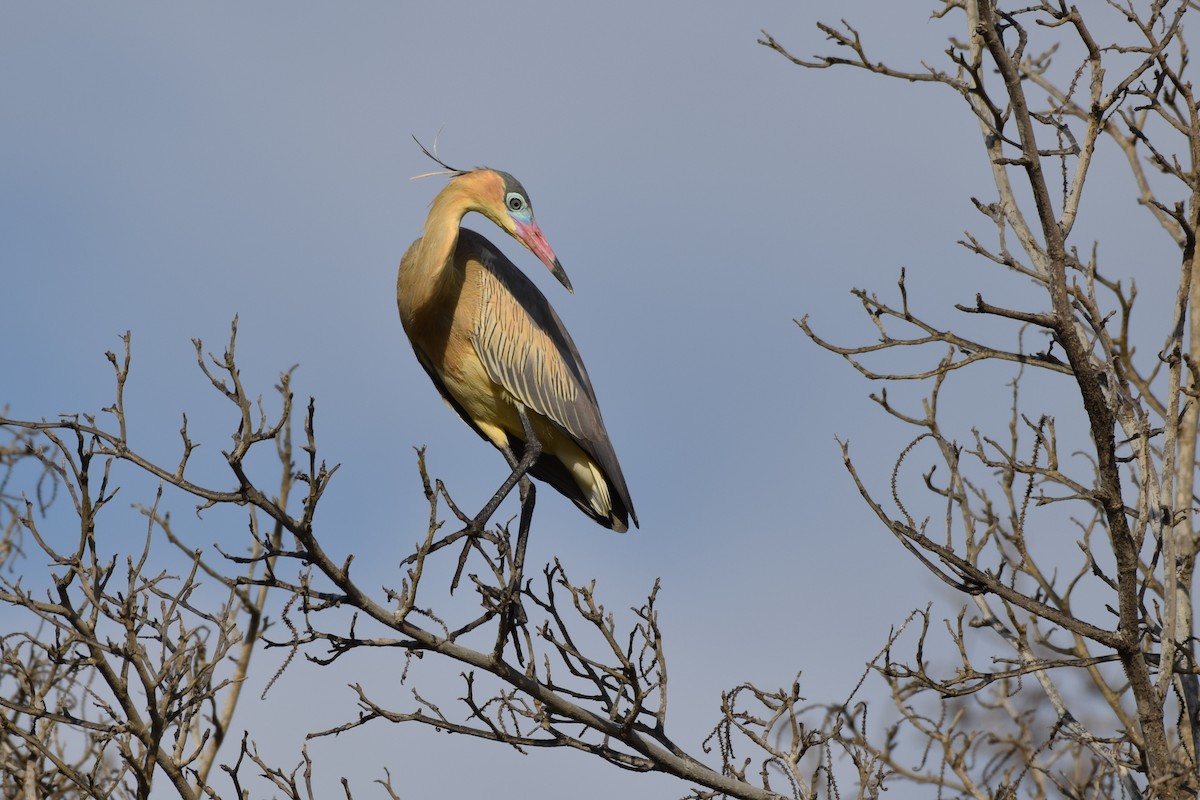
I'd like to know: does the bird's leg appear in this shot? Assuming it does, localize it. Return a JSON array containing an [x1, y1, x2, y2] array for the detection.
[[507, 476, 534, 620], [475, 407, 542, 530], [495, 409, 537, 650], [492, 476, 535, 662], [451, 406, 542, 592]]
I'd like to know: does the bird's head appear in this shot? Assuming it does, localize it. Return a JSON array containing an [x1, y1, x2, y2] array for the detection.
[[460, 169, 574, 294]]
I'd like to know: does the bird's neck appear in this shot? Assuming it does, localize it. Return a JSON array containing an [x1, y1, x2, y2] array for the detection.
[[427, 179, 491, 278], [399, 182, 484, 324], [427, 185, 472, 257]]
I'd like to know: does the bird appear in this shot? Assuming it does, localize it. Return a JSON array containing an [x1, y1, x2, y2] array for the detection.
[[397, 159, 638, 533]]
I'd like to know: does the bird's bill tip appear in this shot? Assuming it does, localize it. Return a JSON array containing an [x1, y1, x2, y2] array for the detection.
[[516, 220, 573, 293], [551, 258, 574, 294]]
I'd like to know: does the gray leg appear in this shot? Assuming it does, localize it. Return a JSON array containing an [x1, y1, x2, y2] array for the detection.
[[451, 406, 541, 592], [471, 406, 541, 531]]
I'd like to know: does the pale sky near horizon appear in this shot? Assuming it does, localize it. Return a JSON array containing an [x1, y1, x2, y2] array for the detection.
[[0, 3, 1186, 797]]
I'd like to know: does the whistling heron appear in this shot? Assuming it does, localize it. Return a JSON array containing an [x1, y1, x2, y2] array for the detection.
[[397, 159, 637, 532]]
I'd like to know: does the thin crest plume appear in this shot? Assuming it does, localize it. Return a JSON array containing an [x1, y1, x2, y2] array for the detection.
[[410, 135, 467, 181]]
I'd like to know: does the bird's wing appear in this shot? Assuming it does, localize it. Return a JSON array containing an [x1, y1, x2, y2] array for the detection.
[[460, 230, 638, 532], [470, 246, 603, 444], [461, 230, 633, 510]]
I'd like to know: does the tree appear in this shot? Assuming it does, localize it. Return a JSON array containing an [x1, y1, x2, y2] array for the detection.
[[2, 1, 1198, 798], [760, 0, 1200, 796]]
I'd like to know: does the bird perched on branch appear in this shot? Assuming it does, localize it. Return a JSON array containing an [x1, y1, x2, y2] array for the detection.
[[397, 152, 637, 532]]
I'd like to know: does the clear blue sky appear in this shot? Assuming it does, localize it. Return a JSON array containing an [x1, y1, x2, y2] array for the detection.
[[0, 3, 1180, 797]]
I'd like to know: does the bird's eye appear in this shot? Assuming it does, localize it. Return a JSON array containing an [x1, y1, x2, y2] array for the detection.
[[506, 192, 527, 213]]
